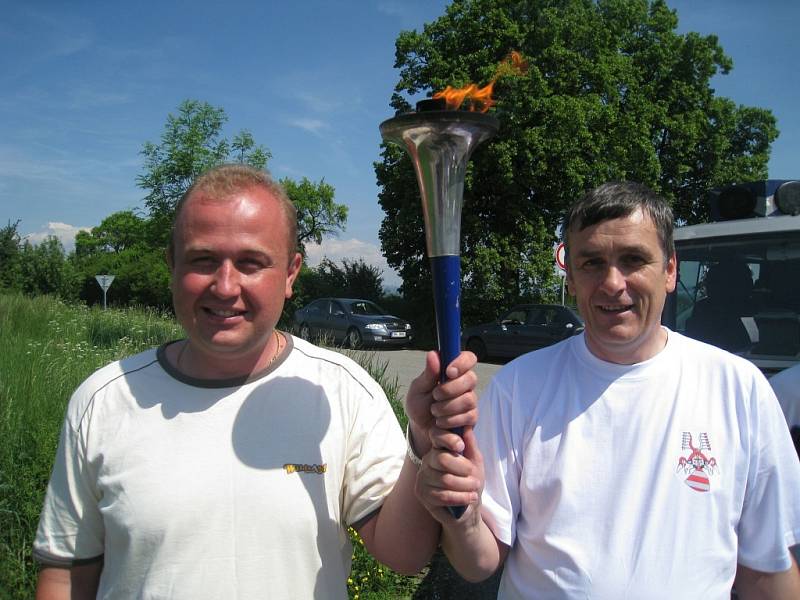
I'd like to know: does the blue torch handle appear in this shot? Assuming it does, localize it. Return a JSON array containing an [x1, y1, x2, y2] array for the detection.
[[430, 255, 466, 519]]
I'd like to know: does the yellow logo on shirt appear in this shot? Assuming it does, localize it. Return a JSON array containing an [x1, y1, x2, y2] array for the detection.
[[284, 463, 327, 475]]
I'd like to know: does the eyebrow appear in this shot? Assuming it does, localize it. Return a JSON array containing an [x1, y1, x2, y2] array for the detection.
[[573, 244, 655, 258], [182, 247, 274, 261]]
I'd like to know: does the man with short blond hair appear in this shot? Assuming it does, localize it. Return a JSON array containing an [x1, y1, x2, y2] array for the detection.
[[34, 164, 478, 599]]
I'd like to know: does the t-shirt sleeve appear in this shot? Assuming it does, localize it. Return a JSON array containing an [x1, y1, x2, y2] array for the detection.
[[737, 373, 800, 572], [340, 379, 405, 527], [476, 377, 521, 547], [33, 392, 105, 566]]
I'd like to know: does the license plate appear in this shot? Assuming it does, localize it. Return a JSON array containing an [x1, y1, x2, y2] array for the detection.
[[391, 331, 406, 338]]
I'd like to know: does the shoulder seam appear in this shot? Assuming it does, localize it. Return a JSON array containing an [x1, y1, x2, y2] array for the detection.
[[292, 345, 376, 400], [76, 357, 160, 433]]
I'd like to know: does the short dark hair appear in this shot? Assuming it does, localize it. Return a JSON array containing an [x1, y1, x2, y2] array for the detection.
[[562, 181, 674, 264], [168, 164, 298, 263]]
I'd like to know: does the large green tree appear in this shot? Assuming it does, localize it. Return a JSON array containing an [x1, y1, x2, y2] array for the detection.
[[376, 0, 778, 329], [74, 210, 148, 258], [138, 100, 270, 220], [280, 178, 348, 255], [137, 100, 271, 246], [65, 100, 350, 310], [19, 237, 79, 299], [0, 224, 80, 299], [138, 99, 348, 256]]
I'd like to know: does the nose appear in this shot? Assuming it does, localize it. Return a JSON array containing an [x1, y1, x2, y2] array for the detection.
[[599, 264, 626, 294], [211, 260, 240, 298]]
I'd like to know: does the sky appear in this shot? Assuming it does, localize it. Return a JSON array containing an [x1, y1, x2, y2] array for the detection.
[[2, 0, 799, 288]]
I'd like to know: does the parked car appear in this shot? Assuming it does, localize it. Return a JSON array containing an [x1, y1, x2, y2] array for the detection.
[[294, 298, 413, 348], [461, 304, 584, 361]]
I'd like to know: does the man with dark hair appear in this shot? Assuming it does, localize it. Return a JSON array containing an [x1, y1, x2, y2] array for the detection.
[[33, 164, 478, 599], [417, 181, 800, 598]]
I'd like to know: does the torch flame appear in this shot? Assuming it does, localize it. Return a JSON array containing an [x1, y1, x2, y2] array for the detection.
[[432, 51, 528, 112], [434, 83, 495, 113]]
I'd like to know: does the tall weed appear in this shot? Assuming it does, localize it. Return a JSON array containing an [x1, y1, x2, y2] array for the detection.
[[0, 294, 182, 598]]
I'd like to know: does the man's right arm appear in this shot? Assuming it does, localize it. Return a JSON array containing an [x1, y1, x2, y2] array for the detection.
[[416, 427, 509, 582], [734, 554, 800, 600], [439, 503, 510, 583], [36, 562, 102, 600]]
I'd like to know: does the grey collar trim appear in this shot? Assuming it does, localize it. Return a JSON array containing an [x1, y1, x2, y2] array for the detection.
[[156, 333, 294, 389]]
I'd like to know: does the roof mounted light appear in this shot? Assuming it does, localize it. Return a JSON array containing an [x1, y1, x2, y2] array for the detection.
[[775, 180, 800, 215]]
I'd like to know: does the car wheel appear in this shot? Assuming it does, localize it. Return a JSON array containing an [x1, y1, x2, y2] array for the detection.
[[466, 337, 487, 362], [299, 323, 311, 341], [346, 327, 363, 349]]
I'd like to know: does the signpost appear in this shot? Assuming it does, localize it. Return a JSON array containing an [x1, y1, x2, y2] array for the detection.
[[555, 243, 566, 305], [95, 274, 115, 309]]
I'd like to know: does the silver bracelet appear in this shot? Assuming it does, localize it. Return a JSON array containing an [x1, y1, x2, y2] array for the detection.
[[405, 424, 423, 467]]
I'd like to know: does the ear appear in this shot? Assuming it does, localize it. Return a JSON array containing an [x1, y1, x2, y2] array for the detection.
[[285, 253, 303, 299], [565, 265, 574, 296], [665, 251, 677, 293]]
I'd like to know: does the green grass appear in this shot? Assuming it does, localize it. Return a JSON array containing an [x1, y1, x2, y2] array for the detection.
[[0, 294, 184, 597], [0, 293, 420, 599]]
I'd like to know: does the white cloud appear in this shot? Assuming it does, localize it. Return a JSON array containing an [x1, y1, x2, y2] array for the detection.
[[0, 144, 141, 209], [272, 163, 308, 179], [304, 237, 401, 289], [68, 87, 131, 109], [46, 32, 92, 59], [294, 91, 343, 114], [0, 150, 76, 183], [288, 118, 328, 135], [376, 1, 405, 18], [15, 8, 93, 61], [23, 222, 90, 251]]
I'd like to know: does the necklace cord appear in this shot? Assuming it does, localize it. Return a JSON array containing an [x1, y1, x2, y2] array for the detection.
[[176, 329, 284, 374]]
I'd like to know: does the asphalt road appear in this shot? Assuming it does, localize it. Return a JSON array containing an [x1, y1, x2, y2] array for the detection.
[[345, 348, 503, 401]]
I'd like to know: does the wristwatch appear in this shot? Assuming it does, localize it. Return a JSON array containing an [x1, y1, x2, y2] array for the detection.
[[405, 424, 423, 467]]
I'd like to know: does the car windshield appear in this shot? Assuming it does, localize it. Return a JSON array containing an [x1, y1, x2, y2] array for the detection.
[[671, 230, 800, 364], [347, 300, 385, 316]]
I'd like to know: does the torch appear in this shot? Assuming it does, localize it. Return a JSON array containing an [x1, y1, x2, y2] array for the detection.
[[380, 99, 499, 518]]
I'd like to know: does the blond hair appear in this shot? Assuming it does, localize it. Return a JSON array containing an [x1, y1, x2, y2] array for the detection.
[[168, 164, 298, 262]]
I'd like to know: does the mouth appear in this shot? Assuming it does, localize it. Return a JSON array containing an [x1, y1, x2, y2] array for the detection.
[[598, 303, 634, 314], [203, 307, 246, 319]]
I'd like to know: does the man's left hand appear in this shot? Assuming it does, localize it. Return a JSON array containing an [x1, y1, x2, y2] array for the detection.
[[405, 350, 478, 457]]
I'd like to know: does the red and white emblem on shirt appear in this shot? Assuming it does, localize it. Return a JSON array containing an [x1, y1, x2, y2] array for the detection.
[[676, 432, 717, 493]]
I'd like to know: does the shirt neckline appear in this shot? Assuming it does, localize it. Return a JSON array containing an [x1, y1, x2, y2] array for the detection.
[[156, 332, 294, 389], [572, 327, 675, 381]]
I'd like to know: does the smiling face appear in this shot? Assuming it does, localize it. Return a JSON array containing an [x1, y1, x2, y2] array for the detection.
[[169, 185, 302, 378], [566, 209, 676, 364]]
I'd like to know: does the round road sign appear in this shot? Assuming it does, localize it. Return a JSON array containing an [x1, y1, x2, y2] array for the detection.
[[555, 242, 566, 271]]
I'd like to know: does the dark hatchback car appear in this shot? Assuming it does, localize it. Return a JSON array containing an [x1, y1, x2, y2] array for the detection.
[[461, 304, 584, 361], [294, 298, 413, 348]]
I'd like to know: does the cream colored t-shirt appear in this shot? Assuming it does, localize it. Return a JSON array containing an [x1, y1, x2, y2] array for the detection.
[[34, 336, 405, 599]]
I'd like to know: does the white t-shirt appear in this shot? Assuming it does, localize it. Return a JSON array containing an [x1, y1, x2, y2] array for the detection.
[[477, 329, 800, 600], [34, 335, 405, 599]]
